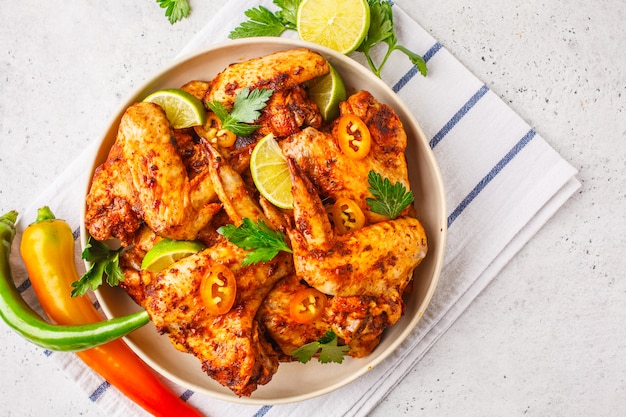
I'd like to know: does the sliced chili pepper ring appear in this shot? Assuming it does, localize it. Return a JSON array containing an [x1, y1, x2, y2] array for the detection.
[[331, 197, 366, 235], [336, 114, 372, 160], [200, 263, 237, 315], [289, 287, 327, 324]]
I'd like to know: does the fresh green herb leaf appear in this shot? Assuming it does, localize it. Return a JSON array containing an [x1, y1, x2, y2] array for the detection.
[[291, 341, 321, 364], [207, 87, 273, 136], [229, 0, 301, 39], [366, 170, 414, 220], [71, 237, 124, 297], [217, 218, 292, 266], [357, 0, 427, 78], [291, 330, 350, 364], [155, 0, 190, 24], [228, 6, 289, 38], [273, 0, 300, 29]]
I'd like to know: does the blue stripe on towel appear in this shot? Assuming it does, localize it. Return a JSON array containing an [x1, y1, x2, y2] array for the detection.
[[253, 405, 272, 417], [392, 42, 442, 93], [429, 85, 490, 149], [447, 129, 537, 227], [180, 390, 195, 401], [89, 381, 110, 402]]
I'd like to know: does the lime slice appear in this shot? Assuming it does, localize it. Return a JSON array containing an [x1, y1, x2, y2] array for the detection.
[[297, 0, 371, 54], [143, 88, 207, 129], [308, 63, 346, 121], [141, 239, 206, 272], [250, 134, 293, 209]]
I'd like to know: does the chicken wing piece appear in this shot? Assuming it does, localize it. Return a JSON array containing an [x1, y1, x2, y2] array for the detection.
[[281, 90, 411, 223], [144, 241, 293, 396], [203, 140, 267, 226], [257, 274, 330, 359], [84, 139, 142, 246], [286, 158, 427, 298], [205, 48, 329, 108], [259, 274, 405, 359], [254, 85, 323, 140], [118, 102, 220, 240]]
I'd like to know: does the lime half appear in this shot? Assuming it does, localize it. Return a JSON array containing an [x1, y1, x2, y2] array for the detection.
[[297, 0, 371, 54], [143, 88, 207, 129], [250, 134, 293, 209], [308, 63, 346, 121], [141, 239, 206, 272]]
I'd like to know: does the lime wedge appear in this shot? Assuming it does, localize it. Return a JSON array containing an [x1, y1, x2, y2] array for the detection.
[[297, 0, 371, 54], [308, 63, 346, 121], [143, 88, 207, 129], [141, 239, 206, 272], [250, 134, 293, 209]]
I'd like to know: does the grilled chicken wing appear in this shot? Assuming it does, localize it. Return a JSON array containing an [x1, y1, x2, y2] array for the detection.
[[286, 158, 427, 297], [144, 241, 292, 396], [84, 139, 142, 246], [85, 102, 220, 243], [205, 48, 329, 108], [281, 90, 411, 224], [259, 275, 405, 359]]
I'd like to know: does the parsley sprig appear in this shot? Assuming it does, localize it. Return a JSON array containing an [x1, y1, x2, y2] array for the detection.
[[357, 0, 427, 78], [228, 0, 299, 38], [155, 0, 190, 24], [207, 87, 273, 136], [228, 0, 427, 79], [218, 218, 292, 266], [291, 330, 350, 364], [366, 171, 414, 220], [71, 237, 125, 297]]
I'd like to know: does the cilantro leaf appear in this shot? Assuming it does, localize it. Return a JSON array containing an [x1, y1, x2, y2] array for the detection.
[[155, 0, 190, 24], [218, 218, 292, 266], [291, 342, 321, 364], [229, 0, 301, 39], [207, 87, 273, 136], [273, 0, 300, 29], [229, 6, 289, 38], [366, 171, 414, 220], [291, 330, 350, 364], [357, 0, 427, 78], [71, 237, 124, 297]]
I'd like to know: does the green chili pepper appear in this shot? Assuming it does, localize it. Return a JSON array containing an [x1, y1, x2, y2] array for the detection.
[[0, 210, 149, 352]]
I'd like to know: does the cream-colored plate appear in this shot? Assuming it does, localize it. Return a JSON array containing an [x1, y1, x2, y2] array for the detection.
[[81, 37, 447, 405]]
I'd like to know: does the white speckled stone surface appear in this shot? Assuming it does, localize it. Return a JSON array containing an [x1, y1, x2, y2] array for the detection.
[[1, 1, 624, 416]]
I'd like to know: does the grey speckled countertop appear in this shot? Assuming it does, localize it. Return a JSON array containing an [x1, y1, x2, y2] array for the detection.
[[1, 1, 624, 416]]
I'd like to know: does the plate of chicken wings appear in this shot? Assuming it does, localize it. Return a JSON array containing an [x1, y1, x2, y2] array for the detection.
[[81, 37, 447, 404]]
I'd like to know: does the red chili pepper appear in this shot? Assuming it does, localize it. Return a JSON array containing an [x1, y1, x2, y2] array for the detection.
[[20, 206, 204, 417]]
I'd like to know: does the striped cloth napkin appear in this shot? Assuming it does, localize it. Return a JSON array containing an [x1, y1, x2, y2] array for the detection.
[[9, 0, 580, 416]]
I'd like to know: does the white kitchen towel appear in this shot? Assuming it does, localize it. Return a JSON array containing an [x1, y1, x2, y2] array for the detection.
[[8, 0, 580, 416]]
